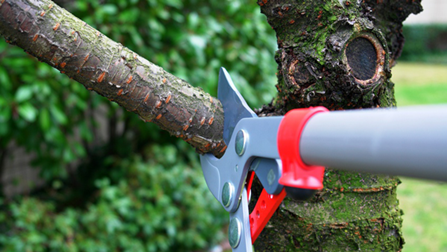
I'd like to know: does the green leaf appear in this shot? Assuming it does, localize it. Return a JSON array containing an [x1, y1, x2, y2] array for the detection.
[[39, 109, 51, 131], [50, 106, 67, 125], [0, 123, 8, 137], [73, 142, 86, 157], [165, 0, 182, 9], [0, 99, 11, 121], [102, 4, 118, 15], [0, 67, 11, 89], [15, 86, 33, 102], [129, 27, 144, 47], [188, 35, 207, 50], [62, 147, 75, 162], [79, 121, 93, 142], [18, 103, 37, 122]]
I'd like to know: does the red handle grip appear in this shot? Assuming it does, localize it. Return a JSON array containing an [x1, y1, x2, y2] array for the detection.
[[277, 107, 328, 190], [249, 188, 286, 243]]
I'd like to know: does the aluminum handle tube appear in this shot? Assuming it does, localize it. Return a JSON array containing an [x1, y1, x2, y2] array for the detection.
[[299, 105, 447, 181]]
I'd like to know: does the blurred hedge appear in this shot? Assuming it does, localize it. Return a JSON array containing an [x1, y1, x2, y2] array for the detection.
[[400, 24, 447, 64], [0, 0, 277, 251]]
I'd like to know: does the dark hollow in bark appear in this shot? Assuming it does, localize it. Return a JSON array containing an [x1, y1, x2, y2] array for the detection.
[[346, 37, 377, 81]]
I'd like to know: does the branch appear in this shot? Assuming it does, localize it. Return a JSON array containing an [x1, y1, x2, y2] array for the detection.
[[0, 0, 227, 157]]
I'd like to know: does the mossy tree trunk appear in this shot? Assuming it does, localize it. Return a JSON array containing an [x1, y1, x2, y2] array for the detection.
[[253, 0, 422, 251], [0, 0, 423, 251]]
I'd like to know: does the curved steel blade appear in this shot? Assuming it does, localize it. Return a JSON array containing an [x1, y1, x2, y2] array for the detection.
[[218, 68, 257, 144]]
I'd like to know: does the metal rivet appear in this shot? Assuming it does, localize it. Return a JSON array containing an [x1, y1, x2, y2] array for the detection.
[[267, 168, 275, 186], [229, 217, 242, 248], [235, 130, 247, 156], [222, 182, 234, 208]]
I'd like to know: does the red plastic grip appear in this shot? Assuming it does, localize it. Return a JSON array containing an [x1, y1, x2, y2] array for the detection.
[[246, 172, 286, 244], [277, 107, 328, 190], [249, 188, 286, 243]]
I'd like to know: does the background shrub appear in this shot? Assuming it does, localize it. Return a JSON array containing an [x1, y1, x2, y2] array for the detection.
[[0, 0, 277, 251], [400, 24, 447, 64]]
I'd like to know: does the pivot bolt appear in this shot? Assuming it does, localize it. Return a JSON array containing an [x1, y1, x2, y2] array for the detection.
[[222, 182, 234, 208], [235, 130, 247, 156], [229, 217, 242, 248]]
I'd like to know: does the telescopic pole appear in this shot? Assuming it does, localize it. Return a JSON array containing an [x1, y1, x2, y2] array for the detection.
[[299, 105, 447, 181]]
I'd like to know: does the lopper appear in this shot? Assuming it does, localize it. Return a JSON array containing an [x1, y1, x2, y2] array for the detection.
[[200, 68, 447, 252]]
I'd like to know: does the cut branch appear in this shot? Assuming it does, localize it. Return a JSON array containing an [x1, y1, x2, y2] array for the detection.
[[0, 0, 226, 157]]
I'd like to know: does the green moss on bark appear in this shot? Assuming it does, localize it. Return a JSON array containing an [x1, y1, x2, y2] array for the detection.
[[252, 170, 404, 251], [254, 1, 421, 251]]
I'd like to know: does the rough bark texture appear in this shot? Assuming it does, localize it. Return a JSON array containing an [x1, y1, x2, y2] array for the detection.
[[253, 0, 422, 251], [1, 0, 425, 250], [0, 0, 227, 157]]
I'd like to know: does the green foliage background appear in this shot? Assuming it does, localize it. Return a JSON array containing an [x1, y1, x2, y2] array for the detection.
[[400, 24, 447, 64], [0, 0, 277, 251]]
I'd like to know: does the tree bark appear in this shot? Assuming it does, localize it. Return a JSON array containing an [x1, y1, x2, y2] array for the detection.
[[0, 0, 226, 157], [0, 0, 424, 251], [253, 0, 422, 251]]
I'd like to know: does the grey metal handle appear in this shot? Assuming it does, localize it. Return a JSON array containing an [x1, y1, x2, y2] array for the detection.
[[300, 105, 447, 181]]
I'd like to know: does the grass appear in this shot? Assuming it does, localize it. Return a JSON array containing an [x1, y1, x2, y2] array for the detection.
[[393, 63, 447, 106], [398, 178, 447, 252], [392, 62, 447, 252]]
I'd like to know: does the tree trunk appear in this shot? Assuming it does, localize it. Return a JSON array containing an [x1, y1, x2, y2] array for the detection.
[[0, 0, 226, 157], [0, 0, 423, 251], [253, 0, 422, 251]]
